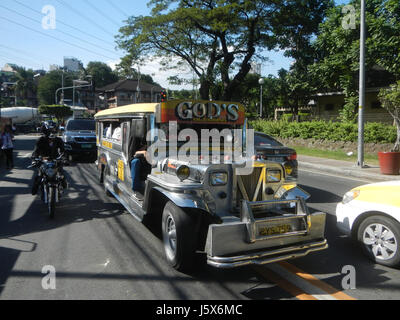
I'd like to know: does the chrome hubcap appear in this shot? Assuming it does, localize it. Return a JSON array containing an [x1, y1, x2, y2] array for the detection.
[[164, 214, 177, 259], [363, 223, 398, 261]]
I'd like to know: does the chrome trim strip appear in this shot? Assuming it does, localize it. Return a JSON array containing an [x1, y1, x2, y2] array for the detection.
[[104, 180, 142, 222], [147, 175, 203, 191], [207, 240, 328, 268]]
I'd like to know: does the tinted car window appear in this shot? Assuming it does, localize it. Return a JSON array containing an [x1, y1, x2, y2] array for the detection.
[[66, 120, 95, 131], [254, 133, 283, 147]]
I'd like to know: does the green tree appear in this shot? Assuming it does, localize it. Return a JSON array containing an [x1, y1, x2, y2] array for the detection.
[[116, 0, 331, 101], [37, 70, 74, 105], [38, 105, 73, 123], [378, 81, 400, 151], [14, 66, 37, 106], [309, 0, 400, 121], [85, 61, 118, 89]]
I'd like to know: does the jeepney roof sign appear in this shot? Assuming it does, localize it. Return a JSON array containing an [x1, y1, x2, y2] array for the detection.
[[160, 100, 245, 125]]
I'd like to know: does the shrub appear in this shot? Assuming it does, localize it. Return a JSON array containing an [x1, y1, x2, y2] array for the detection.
[[250, 119, 396, 144]]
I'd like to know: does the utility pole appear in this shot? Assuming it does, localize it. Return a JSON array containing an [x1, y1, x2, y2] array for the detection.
[[259, 78, 264, 118], [357, 0, 366, 167]]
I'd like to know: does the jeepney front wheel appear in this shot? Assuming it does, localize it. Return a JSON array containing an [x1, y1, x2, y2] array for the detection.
[[162, 201, 196, 271]]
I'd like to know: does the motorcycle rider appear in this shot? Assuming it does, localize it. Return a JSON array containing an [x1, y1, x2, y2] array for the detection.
[[31, 125, 68, 195]]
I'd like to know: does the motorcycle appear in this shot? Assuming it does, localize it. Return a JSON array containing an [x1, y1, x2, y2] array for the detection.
[[29, 154, 68, 218]]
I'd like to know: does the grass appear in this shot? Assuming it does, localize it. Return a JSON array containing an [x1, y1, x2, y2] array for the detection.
[[287, 145, 380, 165]]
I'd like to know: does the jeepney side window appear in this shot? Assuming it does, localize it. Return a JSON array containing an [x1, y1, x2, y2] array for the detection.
[[97, 122, 103, 140], [122, 122, 128, 156], [103, 122, 112, 139], [111, 123, 122, 143]]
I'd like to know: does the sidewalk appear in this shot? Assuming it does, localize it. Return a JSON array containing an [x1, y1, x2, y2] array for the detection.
[[298, 154, 400, 182]]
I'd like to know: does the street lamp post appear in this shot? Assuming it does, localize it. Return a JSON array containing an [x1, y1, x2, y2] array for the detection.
[[357, 0, 366, 167], [259, 78, 264, 118]]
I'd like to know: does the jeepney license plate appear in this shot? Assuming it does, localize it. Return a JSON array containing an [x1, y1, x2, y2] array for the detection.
[[258, 224, 292, 236], [81, 144, 93, 149], [266, 156, 283, 162]]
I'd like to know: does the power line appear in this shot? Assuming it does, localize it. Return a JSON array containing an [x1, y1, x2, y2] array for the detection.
[[0, 52, 43, 70], [106, 0, 130, 19], [83, 0, 122, 28], [0, 44, 59, 66], [13, 0, 117, 47], [0, 16, 117, 61], [0, 4, 119, 58], [0, 49, 48, 68], [54, 0, 116, 38]]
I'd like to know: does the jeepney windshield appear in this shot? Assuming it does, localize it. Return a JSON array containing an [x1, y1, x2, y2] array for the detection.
[[159, 123, 238, 144], [155, 122, 244, 162]]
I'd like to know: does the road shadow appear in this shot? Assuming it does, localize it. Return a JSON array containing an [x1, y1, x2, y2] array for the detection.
[[282, 213, 399, 299], [298, 184, 342, 204]]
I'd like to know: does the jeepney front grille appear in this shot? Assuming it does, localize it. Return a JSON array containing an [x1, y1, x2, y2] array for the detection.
[[236, 167, 263, 205], [235, 165, 284, 217]]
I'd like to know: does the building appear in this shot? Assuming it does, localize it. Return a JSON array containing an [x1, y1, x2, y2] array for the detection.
[[249, 62, 261, 76], [274, 66, 396, 123], [64, 57, 81, 72], [274, 87, 392, 123], [1, 63, 18, 73], [96, 79, 164, 109], [313, 87, 393, 123], [49, 64, 60, 71]]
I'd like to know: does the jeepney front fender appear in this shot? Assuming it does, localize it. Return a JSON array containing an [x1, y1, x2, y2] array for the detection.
[[150, 186, 210, 213], [278, 186, 311, 201]]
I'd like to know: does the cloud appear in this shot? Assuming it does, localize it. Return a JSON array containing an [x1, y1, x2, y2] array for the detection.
[[106, 56, 195, 90]]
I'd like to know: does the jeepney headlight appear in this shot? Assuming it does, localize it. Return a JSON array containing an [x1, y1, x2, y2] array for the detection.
[[210, 172, 228, 186], [176, 165, 190, 181], [283, 162, 293, 176], [267, 169, 281, 183], [342, 189, 360, 204]]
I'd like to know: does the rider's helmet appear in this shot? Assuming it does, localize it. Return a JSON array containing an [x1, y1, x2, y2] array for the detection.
[[41, 125, 50, 137]]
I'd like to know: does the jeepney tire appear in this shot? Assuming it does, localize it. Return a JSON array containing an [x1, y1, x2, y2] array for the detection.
[[357, 215, 400, 268], [162, 201, 197, 272], [99, 164, 104, 184]]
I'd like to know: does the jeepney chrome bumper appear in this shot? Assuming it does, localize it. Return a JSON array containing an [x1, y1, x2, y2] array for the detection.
[[205, 198, 328, 268]]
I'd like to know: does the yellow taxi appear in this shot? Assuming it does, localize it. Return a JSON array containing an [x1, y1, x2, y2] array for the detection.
[[336, 181, 400, 268]]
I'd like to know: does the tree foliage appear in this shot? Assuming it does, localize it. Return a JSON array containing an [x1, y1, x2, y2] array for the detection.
[[116, 0, 332, 101], [37, 70, 73, 105], [378, 81, 400, 151], [14, 66, 37, 105], [85, 61, 118, 89], [38, 105, 73, 122], [309, 0, 400, 121]]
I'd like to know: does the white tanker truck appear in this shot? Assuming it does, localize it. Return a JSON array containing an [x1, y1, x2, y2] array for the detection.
[[0, 107, 39, 124]]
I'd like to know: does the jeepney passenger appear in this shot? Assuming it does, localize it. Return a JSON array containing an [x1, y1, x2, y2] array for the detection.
[[130, 138, 149, 196], [105, 124, 112, 138], [112, 125, 122, 142]]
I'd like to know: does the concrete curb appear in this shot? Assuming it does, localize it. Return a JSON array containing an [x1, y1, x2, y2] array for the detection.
[[298, 161, 400, 182]]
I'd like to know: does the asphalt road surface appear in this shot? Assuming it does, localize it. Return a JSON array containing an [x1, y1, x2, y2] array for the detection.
[[1, 136, 399, 302]]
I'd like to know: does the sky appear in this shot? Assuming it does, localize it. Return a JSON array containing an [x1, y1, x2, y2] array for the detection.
[[0, 0, 349, 90]]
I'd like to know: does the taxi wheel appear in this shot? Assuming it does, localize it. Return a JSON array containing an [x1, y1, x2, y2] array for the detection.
[[357, 215, 400, 268], [162, 201, 196, 271]]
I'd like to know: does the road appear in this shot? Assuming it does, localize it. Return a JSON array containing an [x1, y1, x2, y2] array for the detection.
[[1, 135, 399, 302]]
